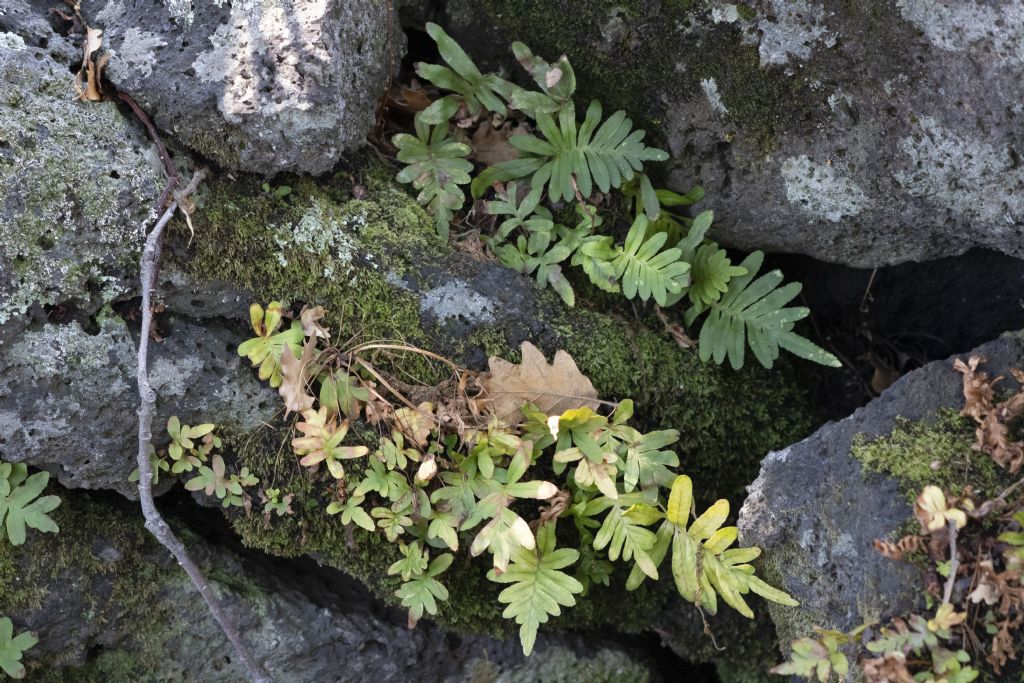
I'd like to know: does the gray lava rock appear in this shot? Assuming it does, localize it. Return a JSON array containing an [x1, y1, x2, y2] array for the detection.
[[0, 313, 277, 497], [433, 1, 1024, 266], [81, 0, 400, 175], [738, 331, 1024, 645], [0, 489, 657, 682], [0, 43, 162, 341]]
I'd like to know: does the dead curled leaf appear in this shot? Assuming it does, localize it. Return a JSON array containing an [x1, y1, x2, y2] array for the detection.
[[299, 305, 330, 340], [279, 339, 316, 417], [74, 25, 107, 102], [954, 355, 1024, 473], [470, 120, 526, 166], [872, 534, 924, 561], [861, 651, 915, 683], [482, 341, 599, 425], [968, 560, 1000, 606], [393, 402, 436, 448]]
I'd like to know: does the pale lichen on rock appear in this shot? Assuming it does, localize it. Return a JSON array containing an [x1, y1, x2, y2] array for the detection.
[[0, 44, 161, 335], [781, 155, 869, 223], [894, 115, 1024, 234]]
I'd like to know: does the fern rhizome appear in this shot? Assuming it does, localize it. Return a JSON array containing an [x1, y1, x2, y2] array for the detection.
[[391, 24, 839, 371]]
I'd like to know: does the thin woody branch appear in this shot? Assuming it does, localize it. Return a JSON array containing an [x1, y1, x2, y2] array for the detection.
[[134, 168, 272, 683]]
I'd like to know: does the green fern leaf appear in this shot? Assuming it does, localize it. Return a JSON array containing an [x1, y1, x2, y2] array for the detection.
[[685, 251, 841, 369], [587, 494, 661, 579], [687, 244, 748, 306], [511, 42, 576, 103], [657, 210, 744, 307], [506, 42, 574, 116], [0, 464, 60, 546], [664, 475, 798, 618], [616, 427, 680, 496], [394, 552, 453, 625], [572, 236, 620, 293], [237, 302, 304, 388], [485, 182, 556, 253], [472, 101, 668, 201], [612, 215, 690, 305], [0, 617, 37, 680], [487, 522, 584, 655], [393, 119, 473, 239], [416, 23, 513, 124]]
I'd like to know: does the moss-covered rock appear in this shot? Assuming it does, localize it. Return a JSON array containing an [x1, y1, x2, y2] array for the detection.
[[0, 486, 660, 682], [0, 43, 162, 341], [412, 1, 1024, 267], [739, 333, 1024, 652], [176, 165, 813, 503], [160, 163, 814, 671], [852, 409, 1009, 503]]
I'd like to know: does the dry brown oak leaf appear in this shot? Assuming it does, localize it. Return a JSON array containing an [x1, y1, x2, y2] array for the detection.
[[483, 341, 599, 425]]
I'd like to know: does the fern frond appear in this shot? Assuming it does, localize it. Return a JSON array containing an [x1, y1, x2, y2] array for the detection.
[[664, 475, 798, 618], [506, 42, 575, 116], [393, 119, 473, 240], [684, 252, 841, 369], [688, 244, 748, 306], [611, 215, 690, 306], [624, 181, 705, 249], [485, 182, 556, 254], [487, 522, 584, 655], [416, 23, 513, 124], [472, 101, 668, 201]]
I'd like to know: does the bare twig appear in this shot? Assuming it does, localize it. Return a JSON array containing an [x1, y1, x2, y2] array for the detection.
[[971, 476, 1024, 518], [942, 519, 959, 606], [653, 305, 694, 349], [135, 169, 271, 683], [118, 90, 179, 210]]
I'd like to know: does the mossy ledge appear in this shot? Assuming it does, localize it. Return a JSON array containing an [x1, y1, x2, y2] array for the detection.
[[851, 408, 1010, 503], [0, 488, 225, 681], [1, 486, 658, 681], [171, 163, 815, 660]]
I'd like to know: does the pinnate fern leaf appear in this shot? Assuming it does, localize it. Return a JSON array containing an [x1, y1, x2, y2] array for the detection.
[[393, 119, 472, 239], [487, 522, 584, 655], [0, 463, 60, 546], [416, 23, 513, 124], [394, 552, 453, 625], [664, 475, 798, 618], [0, 617, 37, 680], [587, 494, 661, 579], [684, 251, 841, 370], [472, 101, 668, 201], [507, 42, 576, 116], [612, 215, 690, 305], [687, 244, 748, 306]]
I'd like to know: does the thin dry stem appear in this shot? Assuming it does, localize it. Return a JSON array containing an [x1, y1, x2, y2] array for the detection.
[[135, 169, 271, 683], [942, 519, 959, 606]]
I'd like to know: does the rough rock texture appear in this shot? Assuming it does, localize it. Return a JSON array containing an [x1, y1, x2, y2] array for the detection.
[[738, 331, 1024, 645], [0, 489, 657, 682], [0, 311, 277, 497], [0, 0, 78, 62], [430, 1, 1024, 267], [81, 0, 399, 175], [0, 42, 162, 341]]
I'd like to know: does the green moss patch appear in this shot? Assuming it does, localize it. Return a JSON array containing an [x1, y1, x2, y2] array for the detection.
[[0, 490, 187, 680], [851, 409, 1009, 502]]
